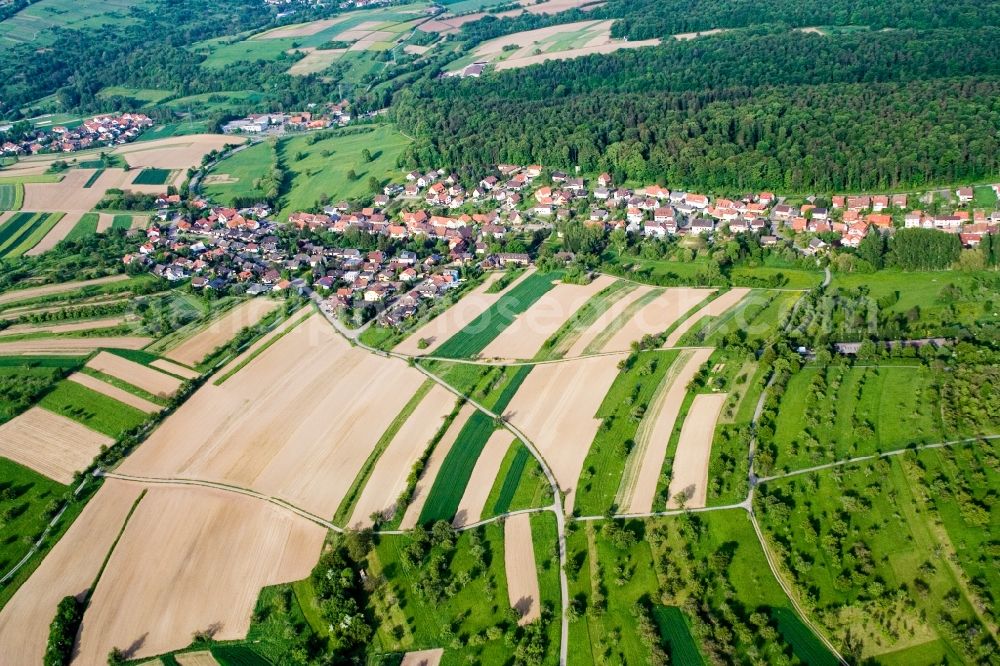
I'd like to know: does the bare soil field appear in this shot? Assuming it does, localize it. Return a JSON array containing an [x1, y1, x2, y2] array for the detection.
[[0, 481, 144, 665], [0, 316, 126, 337], [504, 513, 541, 625], [150, 358, 200, 379], [0, 407, 113, 484], [25, 210, 83, 255], [74, 485, 326, 663], [213, 308, 311, 379], [0, 335, 152, 354], [348, 384, 456, 528], [617, 348, 714, 514], [564, 285, 652, 357], [68, 372, 161, 414], [96, 212, 115, 233], [599, 287, 714, 353], [666, 392, 729, 509], [480, 275, 616, 360], [452, 430, 514, 527], [254, 16, 348, 39], [0, 275, 128, 307], [21, 168, 139, 213], [403, 44, 430, 55], [504, 354, 624, 512], [164, 298, 278, 367], [88, 351, 183, 398], [394, 270, 529, 356], [348, 30, 394, 51], [664, 288, 751, 347], [112, 135, 233, 171], [288, 48, 346, 75], [175, 652, 220, 666], [119, 316, 426, 517], [400, 402, 477, 529], [333, 21, 384, 40], [400, 649, 444, 666]]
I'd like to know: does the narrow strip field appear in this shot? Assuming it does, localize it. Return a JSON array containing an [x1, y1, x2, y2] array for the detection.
[[504, 354, 624, 512], [87, 350, 183, 397], [504, 513, 541, 625], [0, 407, 113, 483], [150, 358, 200, 379], [0, 316, 126, 337], [0, 275, 129, 307], [618, 347, 714, 514], [68, 372, 161, 414], [452, 430, 513, 527], [394, 271, 525, 356], [400, 403, 477, 529], [74, 486, 326, 663], [25, 211, 84, 255], [418, 410, 497, 524], [0, 212, 63, 258], [479, 275, 616, 360], [347, 383, 455, 528], [665, 288, 751, 347], [164, 298, 279, 367], [0, 335, 152, 354], [599, 287, 714, 352], [0, 182, 23, 210], [667, 393, 729, 508], [0, 481, 144, 665], [564, 284, 651, 357]]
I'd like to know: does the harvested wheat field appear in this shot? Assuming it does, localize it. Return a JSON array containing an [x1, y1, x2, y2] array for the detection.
[[403, 44, 430, 55], [348, 383, 456, 528], [0, 316, 126, 337], [0, 481, 144, 665], [21, 169, 137, 213], [68, 372, 161, 414], [504, 513, 541, 625], [564, 285, 652, 356], [96, 213, 115, 233], [400, 649, 444, 666], [600, 287, 714, 353], [664, 288, 751, 347], [25, 210, 84, 256], [504, 354, 623, 512], [213, 308, 312, 380], [666, 392, 729, 509], [74, 485, 326, 663], [452, 430, 514, 527], [150, 358, 200, 380], [113, 135, 233, 171], [254, 16, 348, 39], [289, 48, 346, 75], [88, 351, 183, 398], [617, 348, 714, 514], [394, 270, 530, 356], [400, 402, 478, 529], [480, 275, 616, 360], [175, 652, 220, 666], [120, 315, 426, 517], [0, 275, 128, 306], [165, 298, 278, 367], [0, 335, 152, 354], [0, 407, 113, 483]]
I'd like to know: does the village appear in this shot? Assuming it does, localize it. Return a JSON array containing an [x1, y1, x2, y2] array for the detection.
[[124, 158, 1000, 332], [0, 113, 154, 156], [220, 102, 353, 135]]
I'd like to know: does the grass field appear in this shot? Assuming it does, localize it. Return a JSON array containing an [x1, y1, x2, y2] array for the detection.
[[97, 86, 175, 104], [0, 183, 23, 210], [38, 380, 148, 438], [0, 356, 81, 424], [651, 606, 704, 666], [138, 120, 214, 141], [204, 125, 410, 216], [766, 364, 944, 474], [0, 457, 69, 578], [756, 453, 994, 661], [0, 212, 63, 259], [62, 213, 100, 242], [482, 441, 552, 517], [574, 350, 679, 516], [111, 214, 134, 230], [131, 168, 173, 185], [0, 0, 148, 44], [433, 271, 560, 358]]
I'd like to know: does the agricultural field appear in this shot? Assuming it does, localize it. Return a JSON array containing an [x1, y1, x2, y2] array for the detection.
[[0, 0, 148, 45], [446, 20, 660, 73], [161, 297, 278, 368], [131, 167, 174, 185], [665, 288, 751, 346], [481, 440, 553, 518], [0, 211, 63, 258], [0, 182, 22, 210], [432, 270, 560, 358], [204, 125, 409, 217], [38, 379, 148, 439], [756, 450, 997, 662], [676, 289, 801, 346]]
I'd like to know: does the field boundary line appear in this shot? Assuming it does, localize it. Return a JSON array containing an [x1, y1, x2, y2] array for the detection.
[[756, 435, 1000, 484]]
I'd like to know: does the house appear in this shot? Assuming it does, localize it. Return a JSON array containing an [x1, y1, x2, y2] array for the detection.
[[597, 173, 613, 187], [687, 218, 714, 235], [957, 187, 974, 204]]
